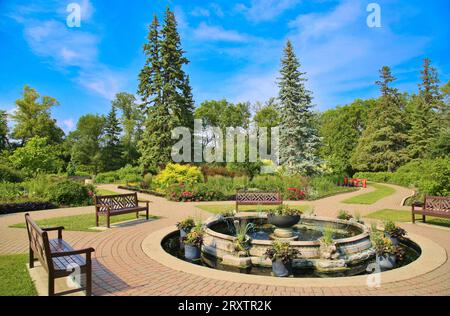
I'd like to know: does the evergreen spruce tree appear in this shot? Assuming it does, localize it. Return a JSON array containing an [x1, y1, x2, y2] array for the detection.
[[351, 66, 409, 172], [277, 40, 321, 175], [0, 110, 8, 150], [102, 106, 123, 171], [137, 8, 194, 171], [160, 7, 194, 129], [407, 59, 443, 159]]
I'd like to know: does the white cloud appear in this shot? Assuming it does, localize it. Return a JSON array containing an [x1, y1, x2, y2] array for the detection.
[[60, 118, 75, 133], [8, 2, 126, 100], [193, 22, 249, 42], [236, 0, 301, 23], [191, 7, 210, 17]]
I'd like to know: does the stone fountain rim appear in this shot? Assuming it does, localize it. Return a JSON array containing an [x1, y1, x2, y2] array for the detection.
[[203, 213, 370, 246], [141, 225, 446, 288]]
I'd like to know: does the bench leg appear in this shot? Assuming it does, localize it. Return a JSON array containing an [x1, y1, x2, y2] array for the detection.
[[412, 212, 415, 224], [422, 215, 426, 223], [95, 213, 99, 227], [48, 277, 55, 296], [29, 248, 34, 268], [107, 214, 110, 228], [86, 261, 92, 296], [136, 211, 139, 219], [146, 207, 149, 220]]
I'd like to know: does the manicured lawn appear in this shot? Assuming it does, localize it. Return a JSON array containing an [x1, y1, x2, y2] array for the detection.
[[0, 254, 37, 296], [342, 183, 395, 205], [95, 188, 120, 195], [365, 209, 450, 228], [10, 213, 159, 232], [196, 204, 312, 214]]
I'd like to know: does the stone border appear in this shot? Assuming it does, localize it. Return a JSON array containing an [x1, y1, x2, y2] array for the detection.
[[142, 226, 447, 288]]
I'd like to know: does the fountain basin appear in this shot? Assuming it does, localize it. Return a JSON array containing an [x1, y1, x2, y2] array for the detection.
[[202, 213, 375, 274]]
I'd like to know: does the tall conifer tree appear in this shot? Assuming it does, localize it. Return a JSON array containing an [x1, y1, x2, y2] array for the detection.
[[138, 8, 194, 170], [102, 106, 123, 171], [351, 66, 409, 172], [277, 40, 321, 175], [407, 58, 443, 159]]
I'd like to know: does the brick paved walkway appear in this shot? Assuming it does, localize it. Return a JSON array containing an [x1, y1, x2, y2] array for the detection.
[[1, 184, 448, 296]]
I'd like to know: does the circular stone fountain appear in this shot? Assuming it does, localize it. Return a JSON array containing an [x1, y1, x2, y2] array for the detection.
[[160, 212, 422, 278], [201, 213, 376, 275]]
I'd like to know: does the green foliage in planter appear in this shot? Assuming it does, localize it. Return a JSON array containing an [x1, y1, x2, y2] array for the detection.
[[176, 217, 195, 231], [267, 204, 302, 216], [264, 240, 299, 264], [337, 209, 353, 221], [321, 225, 335, 246], [181, 225, 203, 247], [383, 220, 407, 239]]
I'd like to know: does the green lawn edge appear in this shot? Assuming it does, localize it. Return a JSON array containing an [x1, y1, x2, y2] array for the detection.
[[10, 213, 159, 232], [0, 254, 37, 296], [342, 183, 396, 205], [365, 208, 450, 228]]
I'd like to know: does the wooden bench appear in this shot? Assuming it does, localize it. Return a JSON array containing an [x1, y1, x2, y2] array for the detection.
[[412, 195, 450, 223], [94, 192, 149, 228], [235, 190, 282, 212], [25, 213, 94, 296]]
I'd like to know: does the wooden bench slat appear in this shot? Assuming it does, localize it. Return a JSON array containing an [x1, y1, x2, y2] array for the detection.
[[94, 193, 149, 228], [412, 195, 450, 223], [25, 214, 93, 296]]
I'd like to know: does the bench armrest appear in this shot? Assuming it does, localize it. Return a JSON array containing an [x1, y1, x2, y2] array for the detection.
[[138, 200, 150, 205], [52, 247, 95, 258], [42, 226, 65, 239]]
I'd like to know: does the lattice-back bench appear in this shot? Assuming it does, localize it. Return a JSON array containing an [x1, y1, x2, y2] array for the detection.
[[235, 190, 282, 212], [411, 195, 450, 223], [25, 213, 94, 296], [94, 192, 149, 228]]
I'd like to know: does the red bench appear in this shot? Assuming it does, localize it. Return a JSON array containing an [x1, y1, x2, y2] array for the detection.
[[411, 195, 450, 223]]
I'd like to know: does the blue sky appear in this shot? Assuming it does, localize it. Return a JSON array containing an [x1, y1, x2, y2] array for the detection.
[[0, 0, 449, 133]]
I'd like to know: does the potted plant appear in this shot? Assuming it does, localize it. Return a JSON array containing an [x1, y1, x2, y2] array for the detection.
[[264, 240, 299, 277], [267, 204, 302, 228], [319, 225, 339, 260], [176, 217, 195, 238], [267, 204, 302, 239], [232, 220, 254, 257], [371, 232, 397, 270], [181, 224, 203, 261], [383, 220, 407, 246]]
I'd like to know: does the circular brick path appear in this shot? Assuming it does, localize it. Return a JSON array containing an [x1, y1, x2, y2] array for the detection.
[[1, 184, 449, 296]]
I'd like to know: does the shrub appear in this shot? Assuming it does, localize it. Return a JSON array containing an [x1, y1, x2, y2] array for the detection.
[[352, 172, 393, 183], [95, 165, 142, 184], [142, 173, 153, 189], [0, 165, 25, 183], [45, 180, 94, 206], [267, 204, 302, 216], [166, 183, 225, 202], [0, 182, 27, 203], [390, 158, 450, 196], [201, 165, 241, 178], [154, 163, 203, 189], [286, 187, 306, 200], [0, 201, 56, 215]]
